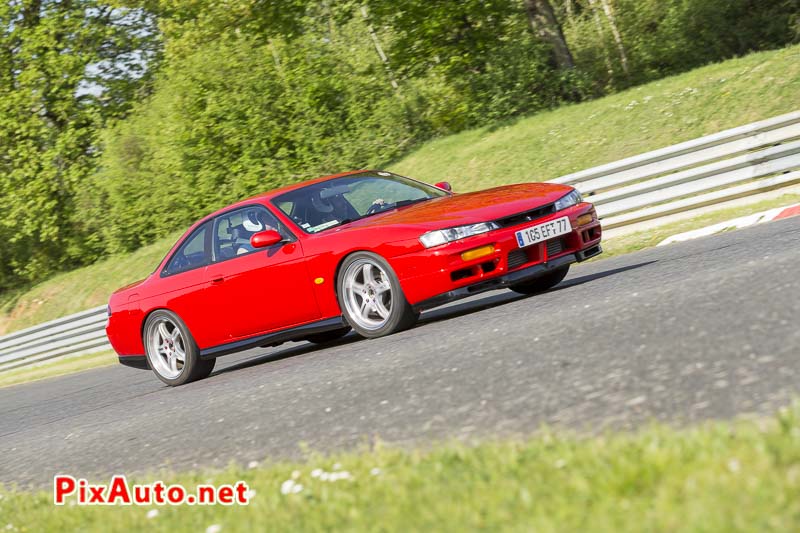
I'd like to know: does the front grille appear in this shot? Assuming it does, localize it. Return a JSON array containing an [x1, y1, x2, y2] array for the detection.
[[496, 203, 556, 228], [546, 238, 564, 257], [507, 249, 528, 270]]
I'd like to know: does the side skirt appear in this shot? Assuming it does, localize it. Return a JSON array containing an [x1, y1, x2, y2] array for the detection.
[[119, 355, 149, 370], [199, 317, 347, 360]]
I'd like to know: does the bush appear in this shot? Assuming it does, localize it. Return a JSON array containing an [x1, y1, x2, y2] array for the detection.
[[85, 29, 423, 252]]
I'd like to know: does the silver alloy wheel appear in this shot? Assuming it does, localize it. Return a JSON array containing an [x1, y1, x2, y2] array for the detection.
[[147, 317, 186, 379], [342, 258, 393, 331]]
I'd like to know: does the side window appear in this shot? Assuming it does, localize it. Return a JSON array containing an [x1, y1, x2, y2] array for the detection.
[[213, 205, 284, 261], [163, 223, 210, 276]]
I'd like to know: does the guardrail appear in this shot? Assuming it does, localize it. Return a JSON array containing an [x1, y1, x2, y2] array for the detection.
[[550, 110, 800, 228], [0, 306, 110, 372], [1, 111, 799, 373]]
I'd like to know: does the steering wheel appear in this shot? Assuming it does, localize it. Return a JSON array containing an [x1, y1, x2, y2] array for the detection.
[[172, 255, 190, 271], [366, 200, 393, 215]]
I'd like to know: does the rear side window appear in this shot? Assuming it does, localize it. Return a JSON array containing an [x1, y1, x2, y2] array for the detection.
[[163, 223, 210, 276]]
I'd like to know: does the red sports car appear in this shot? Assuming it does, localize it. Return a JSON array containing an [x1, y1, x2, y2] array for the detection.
[[106, 171, 602, 385]]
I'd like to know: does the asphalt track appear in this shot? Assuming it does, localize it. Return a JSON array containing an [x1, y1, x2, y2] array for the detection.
[[2, 217, 799, 488]]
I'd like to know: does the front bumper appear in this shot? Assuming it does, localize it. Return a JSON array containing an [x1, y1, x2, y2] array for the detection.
[[392, 202, 602, 309], [412, 245, 601, 311]]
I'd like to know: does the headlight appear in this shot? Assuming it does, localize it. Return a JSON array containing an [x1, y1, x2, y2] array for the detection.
[[419, 222, 500, 248], [554, 189, 583, 211]]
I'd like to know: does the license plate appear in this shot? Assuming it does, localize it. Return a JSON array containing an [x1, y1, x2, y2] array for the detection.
[[515, 216, 572, 248]]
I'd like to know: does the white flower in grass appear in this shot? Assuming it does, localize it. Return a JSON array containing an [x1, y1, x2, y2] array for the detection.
[[370, 467, 382, 476], [291, 470, 301, 480], [206, 525, 222, 533], [247, 461, 259, 469], [243, 489, 257, 500], [146, 509, 159, 519], [332, 463, 342, 471], [727, 458, 741, 473], [280, 479, 303, 495], [311, 468, 323, 478]]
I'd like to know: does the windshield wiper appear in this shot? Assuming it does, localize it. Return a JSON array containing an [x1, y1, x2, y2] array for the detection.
[[394, 197, 432, 208]]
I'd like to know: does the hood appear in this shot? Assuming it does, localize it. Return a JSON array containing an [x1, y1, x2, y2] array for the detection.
[[343, 182, 573, 231]]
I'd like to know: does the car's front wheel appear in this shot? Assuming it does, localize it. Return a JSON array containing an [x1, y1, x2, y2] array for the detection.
[[143, 310, 215, 386], [510, 265, 570, 295], [337, 252, 418, 338]]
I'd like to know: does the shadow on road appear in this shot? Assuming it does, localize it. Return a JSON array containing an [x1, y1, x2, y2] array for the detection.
[[211, 334, 363, 377], [210, 260, 656, 378], [420, 260, 657, 326], [552, 260, 657, 292]]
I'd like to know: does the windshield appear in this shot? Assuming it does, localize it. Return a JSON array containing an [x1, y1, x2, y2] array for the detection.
[[272, 172, 449, 234]]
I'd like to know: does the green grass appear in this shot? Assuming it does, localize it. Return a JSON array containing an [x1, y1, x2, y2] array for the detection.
[[2, 404, 799, 532], [0, 351, 117, 389], [390, 45, 800, 191], [599, 192, 800, 259], [3, 45, 800, 336]]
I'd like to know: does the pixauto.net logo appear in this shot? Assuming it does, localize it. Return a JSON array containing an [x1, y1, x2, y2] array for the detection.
[[54, 475, 253, 506]]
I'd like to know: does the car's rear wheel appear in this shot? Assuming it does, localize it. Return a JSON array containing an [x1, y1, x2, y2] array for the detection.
[[143, 310, 215, 386], [337, 252, 418, 338], [510, 265, 570, 295], [306, 326, 351, 344]]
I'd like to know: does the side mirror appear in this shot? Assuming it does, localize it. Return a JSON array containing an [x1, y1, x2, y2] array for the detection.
[[434, 181, 452, 192], [251, 230, 283, 248]]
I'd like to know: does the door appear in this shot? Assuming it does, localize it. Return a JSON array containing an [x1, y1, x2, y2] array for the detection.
[[155, 221, 219, 348], [203, 204, 321, 342]]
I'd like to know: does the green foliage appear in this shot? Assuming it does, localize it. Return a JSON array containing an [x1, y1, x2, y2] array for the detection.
[[81, 1, 585, 253], [564, 0, 800, 89], [0, 1, 159, 290]]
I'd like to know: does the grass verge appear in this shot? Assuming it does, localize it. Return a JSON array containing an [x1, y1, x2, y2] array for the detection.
[[599, 193, 800, 259], [0, 351, 117, 389], [2, 404, 799, 532]]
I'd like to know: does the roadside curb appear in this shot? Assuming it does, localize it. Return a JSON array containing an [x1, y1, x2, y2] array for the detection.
[[657, 203, 800, 246]]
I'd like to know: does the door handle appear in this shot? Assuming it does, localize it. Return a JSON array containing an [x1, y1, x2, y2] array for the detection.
[[211, 277, 225, 284]]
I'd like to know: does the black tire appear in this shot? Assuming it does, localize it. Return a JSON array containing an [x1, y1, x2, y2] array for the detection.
[[510, 265, 570, 295], [143, 310, 215, 386], [337, 252, 419, 338], [306, 326, 352, 344]]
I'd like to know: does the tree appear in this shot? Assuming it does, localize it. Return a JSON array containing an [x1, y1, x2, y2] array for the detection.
[[0, 1, 159, 289], [597, 0, 629, 75], [523, 0, 575, 69]]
